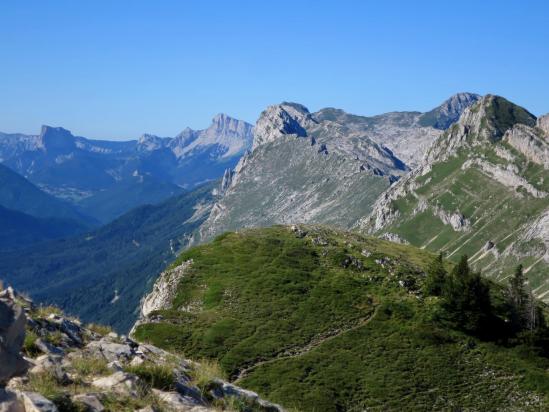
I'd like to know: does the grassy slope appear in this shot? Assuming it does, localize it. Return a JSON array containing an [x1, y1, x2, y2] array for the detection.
[[382, 144, 549, 299], [134, 226, 549, 411]]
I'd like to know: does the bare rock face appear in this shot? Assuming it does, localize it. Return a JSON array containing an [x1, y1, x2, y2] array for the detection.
[[220, 168, 234, 193], [537, 114, 549, 136], [0, 388, 25, 412], [0, 290, 28, 386], [139, 259, 193, 319], [504, 124, 549, 168], [151, 389, 210, 411], [252, 103, 313, 150], [18, 391, 58, 412]]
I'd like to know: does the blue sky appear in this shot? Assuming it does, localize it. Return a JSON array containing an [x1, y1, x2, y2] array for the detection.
[[1, 0, 548, 140]]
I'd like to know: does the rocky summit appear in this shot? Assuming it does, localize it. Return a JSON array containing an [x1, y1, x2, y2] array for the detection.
[[196, 93, 478, 243], [0, 285, 283, 412], [360, 95, 549, 302]]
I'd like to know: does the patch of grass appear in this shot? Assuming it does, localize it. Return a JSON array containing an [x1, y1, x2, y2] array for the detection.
[[191, 358, 227, 390], [26, 371, 64, 400], [23, 329, 41, 357], [124, 362, 176, 391], [86, 323, 113, 337], [45, 330, 64, 346], [70, 356, 110, 377], [33, 305, 63, 318]]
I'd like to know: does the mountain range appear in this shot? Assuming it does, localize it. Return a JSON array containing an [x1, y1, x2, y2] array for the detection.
[[0, 114, 253, 223], [0, 163, 95, 247], [1, 92, 548, 332], [1, 91, 549, 411], [197, 93, 480, 242]]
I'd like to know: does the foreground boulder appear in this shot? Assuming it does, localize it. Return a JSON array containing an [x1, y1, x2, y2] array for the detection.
[[0, 288, 28, 385]]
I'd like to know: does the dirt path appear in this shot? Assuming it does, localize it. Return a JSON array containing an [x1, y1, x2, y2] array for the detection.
[[234, 305, 380, 382]]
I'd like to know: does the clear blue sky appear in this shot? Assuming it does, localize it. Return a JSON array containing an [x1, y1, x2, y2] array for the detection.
[[1, 0, 548, 140]]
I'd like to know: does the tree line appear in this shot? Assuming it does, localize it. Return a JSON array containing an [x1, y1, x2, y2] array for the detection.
[[423, 253, 547, 350]]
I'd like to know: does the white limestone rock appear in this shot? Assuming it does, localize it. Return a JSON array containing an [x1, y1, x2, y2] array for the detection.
[[19, 391, 59, 412], [537, 114, 549, 135], [92, 372, 140, 398], [140, 259, 193, 319]]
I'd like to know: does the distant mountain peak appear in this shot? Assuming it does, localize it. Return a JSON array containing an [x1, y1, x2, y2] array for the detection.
[[211, 112, 233, 124], [137, 133, 170, 150], [280, 102, 310, 114], [208, 113, 251, 136], [38, 125, 76, 152], [418, 92, 481, 129]]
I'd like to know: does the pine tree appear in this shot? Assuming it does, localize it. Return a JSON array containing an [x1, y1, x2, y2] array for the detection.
[[509, 265, 527, 312], [424, 253, 447, 296], [525, 289, 540, 332], [442, 255, 492, 334], [506, 264, 545, 334]]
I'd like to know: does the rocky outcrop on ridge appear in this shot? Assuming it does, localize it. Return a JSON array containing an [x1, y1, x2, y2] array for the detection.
[[537, 114, 549, 135], [504, 123, 549, 168], [138, 260, 193, 320], [0, 285, 284, 412]]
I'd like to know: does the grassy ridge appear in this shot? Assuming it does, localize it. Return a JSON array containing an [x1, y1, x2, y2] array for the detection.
[[134, 226, 549, 411]]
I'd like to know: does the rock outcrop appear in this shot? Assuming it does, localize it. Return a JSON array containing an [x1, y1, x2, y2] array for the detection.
[[139, 259, 193, 319], [0, 286, 284, 412], [537, 114, 549, 135], [504, 124, 549, 168], [252, 103, 312, 150], [0, 287, 28, 386]]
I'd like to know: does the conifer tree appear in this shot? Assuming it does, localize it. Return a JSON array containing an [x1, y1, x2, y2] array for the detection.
[[424, 253, 447, 296], [508, 264, 528, 331], [442, 255, 492, 333]]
